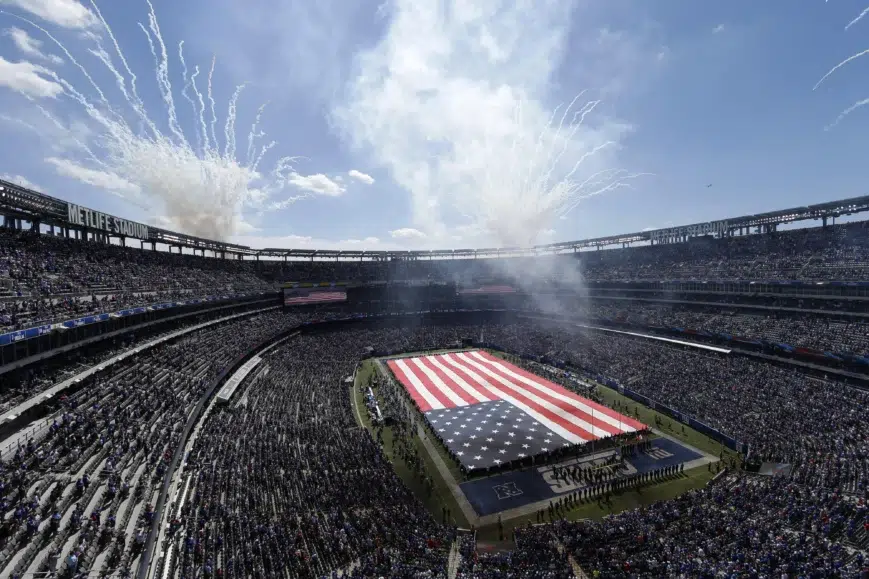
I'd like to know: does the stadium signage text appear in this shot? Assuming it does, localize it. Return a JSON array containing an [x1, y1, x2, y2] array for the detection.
[[67, 203, 150, 240], [648, 220, 728, 244]]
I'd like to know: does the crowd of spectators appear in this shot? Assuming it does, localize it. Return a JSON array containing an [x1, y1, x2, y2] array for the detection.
[[4, 208, 869, 576], [480, 322, 869, 494], [145, 320, 866, 578], [553, 474, 867, 577], [0, 312, 865, 576], [167, 329, 459, 579], [0, 302, 289, 417], [455, 527, 573, 578], [8, 218, 869, 332], [586, 300, 869, 356], [0, 310, 297, 578], [0, 229, 275, 330]]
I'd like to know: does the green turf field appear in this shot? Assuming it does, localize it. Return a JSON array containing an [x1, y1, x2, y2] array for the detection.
[[354, 353, 734, 545], [353, 359, 469, 527]]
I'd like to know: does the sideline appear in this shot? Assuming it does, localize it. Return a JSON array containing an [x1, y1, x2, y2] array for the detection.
[[351, 368, 365, 428], [372, 359, 478, 525]]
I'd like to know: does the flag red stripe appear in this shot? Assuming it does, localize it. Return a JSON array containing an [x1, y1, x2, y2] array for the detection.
[[405, 358, 465, 408], [429, 354, 503, 401], [439, 353, 595, 442], [387, 359, 434, 412], [466, 354, 623, 437], [475, 351, 646, 431], [416, 356, 482, 405], [414, 364, 461, 410]]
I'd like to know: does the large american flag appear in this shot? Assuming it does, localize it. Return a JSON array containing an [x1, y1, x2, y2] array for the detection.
[[283, 291, 347, 305], [387, 350, 646, 470]]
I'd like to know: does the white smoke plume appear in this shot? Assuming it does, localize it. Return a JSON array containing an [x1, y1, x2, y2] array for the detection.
[[0, 0, 306, 241], [332, 0, 643, 249], [332, 0, 650, 322]]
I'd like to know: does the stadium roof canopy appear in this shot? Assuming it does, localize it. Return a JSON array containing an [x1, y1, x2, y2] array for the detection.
[[2, 178, 868, 261]]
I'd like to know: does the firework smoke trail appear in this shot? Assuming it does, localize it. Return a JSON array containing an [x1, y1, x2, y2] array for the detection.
[[470, 93, 647, 247], [177, 40, 203, 153], [207, 57, 219, 150], [815, 4, 869, 128], [846, 6, 869, 30], [1, 1, 301, 240], [225, 84, 247, 160], [248, 103, 269, 165]]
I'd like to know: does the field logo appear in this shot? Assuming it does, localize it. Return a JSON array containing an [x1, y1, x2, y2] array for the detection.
[[493, 482, 523, 500], [648, 447, 674, 460]]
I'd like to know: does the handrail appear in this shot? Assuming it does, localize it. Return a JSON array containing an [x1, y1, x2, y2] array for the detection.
[[137, 325, 300, 579]]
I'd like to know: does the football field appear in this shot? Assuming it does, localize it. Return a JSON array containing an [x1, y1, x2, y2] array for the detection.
[[387, 350, 646, 472]]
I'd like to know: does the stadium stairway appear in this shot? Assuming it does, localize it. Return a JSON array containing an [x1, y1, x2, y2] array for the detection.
[[569, 555, 590, 579], [333, 558, 361, 577], [553, 535, 588, 579], [447, 538, 459, 579]]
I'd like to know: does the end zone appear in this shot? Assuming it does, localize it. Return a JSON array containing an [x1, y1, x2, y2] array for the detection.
[[460, 437, 705, 517]]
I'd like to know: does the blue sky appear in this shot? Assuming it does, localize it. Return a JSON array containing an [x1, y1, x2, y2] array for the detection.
[[0, 0, 867, 251]]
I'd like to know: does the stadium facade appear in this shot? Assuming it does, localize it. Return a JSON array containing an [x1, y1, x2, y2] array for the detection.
[[3, 177, 869, 260]]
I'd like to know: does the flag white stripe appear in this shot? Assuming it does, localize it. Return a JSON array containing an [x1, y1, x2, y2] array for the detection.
[[440, 355, 584, 444], [470, 351, 636, 433], [395, 358, 444, 410], [453, 353, 611, 439], [410, 358, 468, 407], [425, 355, 491, 403]]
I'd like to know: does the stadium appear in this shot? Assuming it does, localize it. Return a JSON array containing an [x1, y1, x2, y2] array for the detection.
[[1, 176, 868, 578]]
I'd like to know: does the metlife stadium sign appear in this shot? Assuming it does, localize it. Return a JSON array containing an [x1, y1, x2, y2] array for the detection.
[[647, 220, 729, 245], [67, 203, 150, 240]]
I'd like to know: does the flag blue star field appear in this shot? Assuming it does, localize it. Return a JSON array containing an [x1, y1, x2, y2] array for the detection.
[[426, 400, 573, 470], [387, 350, 646, 471]]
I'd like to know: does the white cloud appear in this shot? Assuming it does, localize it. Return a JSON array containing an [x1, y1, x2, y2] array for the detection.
[[0, 56, 63, 98], [343, 236, 380, 245], [332, 1, 649, 247], [234, 218, 261, 235], [288, 172, 346, 196], [1, 0, 97, 29], [232, 233, 387, 251], [3, 27, 64, 64], [148, 215, 175, 229], [390, 227, 427, 240], [348, 169, 375, 185], [0, 173, 41, 190], [712, 24, 725, 34], [46, 157, 141, 198]]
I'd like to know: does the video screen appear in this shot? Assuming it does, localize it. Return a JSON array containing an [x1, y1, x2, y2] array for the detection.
[[283, 288, 348, 306]]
